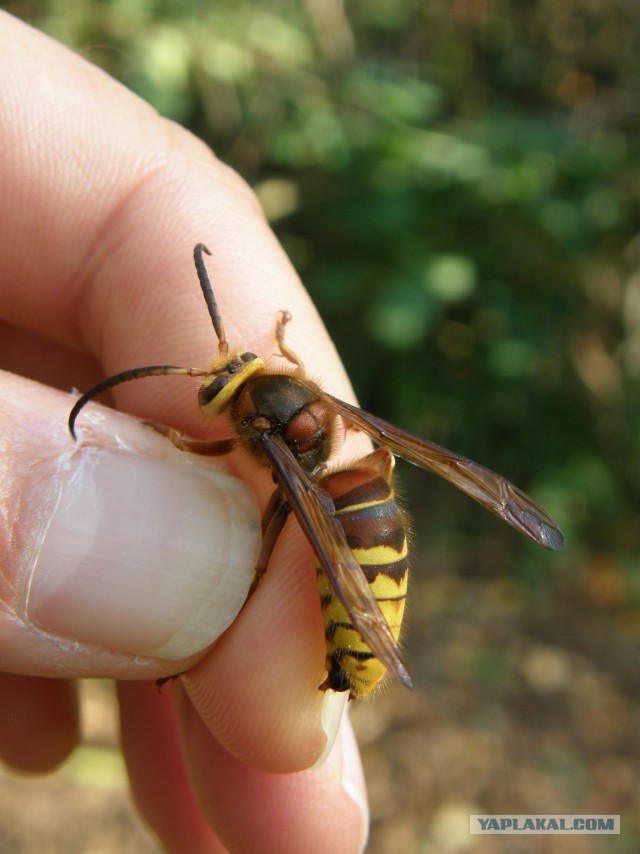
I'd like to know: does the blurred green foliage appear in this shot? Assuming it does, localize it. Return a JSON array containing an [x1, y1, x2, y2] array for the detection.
[[11, 0, 639, 599], [5, 2, 640, 849]]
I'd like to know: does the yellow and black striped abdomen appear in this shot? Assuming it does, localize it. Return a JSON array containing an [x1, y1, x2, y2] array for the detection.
[[317, 447, 409, 699]]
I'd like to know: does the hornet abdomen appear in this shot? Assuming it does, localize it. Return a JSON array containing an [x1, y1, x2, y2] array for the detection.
[[317, 448, 409, 699]]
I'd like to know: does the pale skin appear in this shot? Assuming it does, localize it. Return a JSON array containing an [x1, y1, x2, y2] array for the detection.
[[0, 11, 370, 853]]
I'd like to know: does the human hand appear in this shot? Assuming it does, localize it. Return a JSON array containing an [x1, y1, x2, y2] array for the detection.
[[0, 12, 368, 852]]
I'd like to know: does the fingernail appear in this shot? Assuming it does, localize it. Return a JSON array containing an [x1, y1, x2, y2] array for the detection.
[[26, 447, 260, 660], [310, 689, 348, 770]]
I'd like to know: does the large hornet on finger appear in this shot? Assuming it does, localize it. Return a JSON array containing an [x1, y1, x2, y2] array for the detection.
[[69, 245, 564, 699]]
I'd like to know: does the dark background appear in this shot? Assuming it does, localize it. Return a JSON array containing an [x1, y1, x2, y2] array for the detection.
[[3, 2, 639, 852]]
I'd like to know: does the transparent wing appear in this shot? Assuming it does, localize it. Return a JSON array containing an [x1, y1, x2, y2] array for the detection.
[[260, 432, 413, 689], [326, 395, 564, 551]]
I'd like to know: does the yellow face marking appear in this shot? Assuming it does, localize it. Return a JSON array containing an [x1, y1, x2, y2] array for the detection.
[[199, 355, 265, 416]]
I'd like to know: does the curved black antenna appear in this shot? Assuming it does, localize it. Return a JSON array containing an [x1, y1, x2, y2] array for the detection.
[[68, 365, 207, 440], [70, 246, 226, 440], [194, 244, 228, 355]]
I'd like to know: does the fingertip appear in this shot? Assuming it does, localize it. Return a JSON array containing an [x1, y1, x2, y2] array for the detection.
[[180, 524, 336, 772], [118, 681, 225, 854], [0, 674, 79, 773], [173, 683, 367, 854], [0, 374, 259, 679]]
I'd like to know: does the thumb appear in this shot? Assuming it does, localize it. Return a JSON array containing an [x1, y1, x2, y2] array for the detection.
[[0, 370, 260, 679]]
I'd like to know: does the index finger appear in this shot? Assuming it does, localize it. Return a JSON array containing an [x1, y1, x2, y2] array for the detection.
[[0, 12, 372, 773]]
